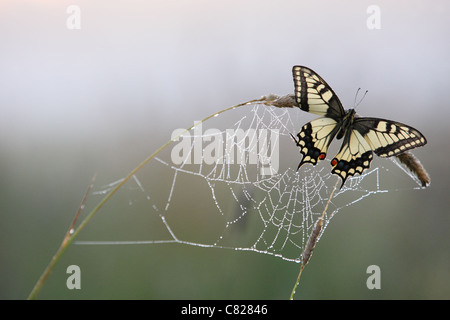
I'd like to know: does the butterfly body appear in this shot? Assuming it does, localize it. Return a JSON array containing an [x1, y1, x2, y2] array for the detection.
[[336, 108, 356, 140], [291, 66, 427, 188]]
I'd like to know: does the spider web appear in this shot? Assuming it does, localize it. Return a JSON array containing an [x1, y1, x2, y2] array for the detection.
[[81, 101, 422, 263]]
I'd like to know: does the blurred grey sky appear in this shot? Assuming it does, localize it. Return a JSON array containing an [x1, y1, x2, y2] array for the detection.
[[1, 1, 449, 299], [1, 1, 449, 139]]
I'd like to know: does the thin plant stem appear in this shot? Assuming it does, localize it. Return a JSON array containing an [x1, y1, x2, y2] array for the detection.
[[27, 174, 96, 300], [27, 97, 266, 300], [289, 177, 339, 300]]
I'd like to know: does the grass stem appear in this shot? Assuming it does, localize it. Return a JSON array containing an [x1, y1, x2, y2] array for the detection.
[[289, 177, 339, 300]]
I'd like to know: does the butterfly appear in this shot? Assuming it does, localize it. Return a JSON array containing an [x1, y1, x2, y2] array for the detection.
[[291, 65, 427, 188]]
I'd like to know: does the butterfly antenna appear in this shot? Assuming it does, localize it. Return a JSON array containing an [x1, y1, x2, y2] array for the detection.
[[353, 88, 361, 107], [354, 88, 368, 108]]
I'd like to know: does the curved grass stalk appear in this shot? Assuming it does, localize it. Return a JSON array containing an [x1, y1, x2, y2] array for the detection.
[[289, 177, 339, 300], [27, 97, 271, 300]]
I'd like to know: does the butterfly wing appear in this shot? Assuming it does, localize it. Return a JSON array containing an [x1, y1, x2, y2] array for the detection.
[[330, 129, 374, 188], [292, 117, 340, 169], [331, 118, 427, 187], [354, 118, 427, 157], [292, 65, 346, 119]]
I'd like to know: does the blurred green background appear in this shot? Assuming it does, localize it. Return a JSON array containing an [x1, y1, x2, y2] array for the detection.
[[1, 0, 449, 299]]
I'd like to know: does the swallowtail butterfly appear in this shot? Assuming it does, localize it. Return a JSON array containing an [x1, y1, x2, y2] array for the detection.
[[291, 66, 427, 188]]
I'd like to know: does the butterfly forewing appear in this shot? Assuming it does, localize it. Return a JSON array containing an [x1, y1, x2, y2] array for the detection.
[[354, 118, 427, 157], [292, 66, 345, 119]]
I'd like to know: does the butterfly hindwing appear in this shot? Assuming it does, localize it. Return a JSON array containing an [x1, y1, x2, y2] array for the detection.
[[292, 117, 339, 169], [292, 65, 345, 119], [331, 128, 374, 188]]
